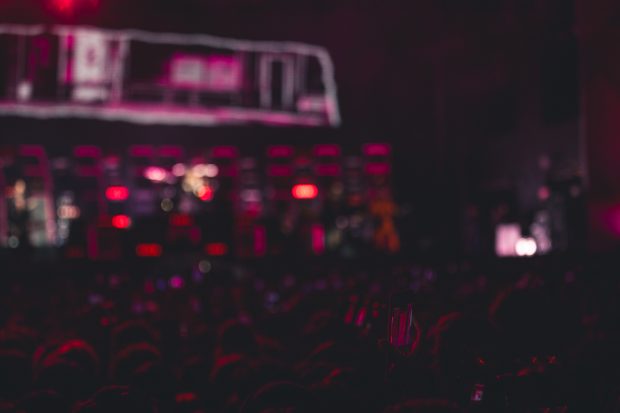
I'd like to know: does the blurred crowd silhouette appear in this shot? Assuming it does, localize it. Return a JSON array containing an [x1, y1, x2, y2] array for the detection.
[[0, 259, 619, 412]]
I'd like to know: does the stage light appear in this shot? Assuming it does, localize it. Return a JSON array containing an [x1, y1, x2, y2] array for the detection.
[[170, 214, 192, 227], [169, 275, 184, 289], [538, 186, 550, 201], [50, 0, 99, 14], [363, 143, 391, 156], [205, 242, 228, 256], [254, 225, 267, 256], [495, 223, 521, 257], [111, 215, 131, 229], [314, 144, 341, 157], [365, 163, 391, 175], [106, 186, 129, 201], [292, 184, 318, 200], [193, 163, 219, 178], [52, 0, 74, 13], [136, 243, 162, 257], [241, 189, 261, 203], [144, 166, 167, 182], [268, 165, 293, 177], [196, 186, 214, 201], [515, 237, 537, 257], [212, 146, 238, 158], [316, 164, 341, 176], [311, 224, 325, 255], [172, 163, 186, 177], [58, 205, 80, 219], [267, 145, 294, 158]]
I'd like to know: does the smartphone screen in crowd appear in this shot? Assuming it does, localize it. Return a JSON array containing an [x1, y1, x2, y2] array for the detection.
[[388, 291, 418, 353]]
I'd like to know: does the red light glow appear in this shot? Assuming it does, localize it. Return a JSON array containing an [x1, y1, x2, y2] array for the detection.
[[292, 184, 318, 200], [205, 242, 228, 256], [112, 215, 131, 229], [197, 186, 214, 201], [311, 224, 325, 255], [170, 214, 192, 227], [106, 186, 129, 201], [136, 243, 162, 257]]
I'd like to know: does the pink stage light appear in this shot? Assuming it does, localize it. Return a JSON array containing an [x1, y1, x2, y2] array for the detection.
[[169, 275, 185, 289], [74, 145, 101, 158], [254, 225, 267, 256], [365, 163, 391, 175], [292, 184, 318, 200], [363, 143, 391, 156], [212, 146, 238, 158], [129, 145, 154, 157], [313, 144, 341, 157], [144, 166, 167, 182], [267, 145, 294, 158], [106, 186, 129, 201], [52, 0, 74, 13], [311, 224, 325, 255]]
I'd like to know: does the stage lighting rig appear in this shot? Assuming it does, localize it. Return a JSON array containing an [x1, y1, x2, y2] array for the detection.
[[49, 0, 99, 16]]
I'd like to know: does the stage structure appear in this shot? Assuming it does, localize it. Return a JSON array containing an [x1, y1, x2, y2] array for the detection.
[[0, 25, 340, 127]]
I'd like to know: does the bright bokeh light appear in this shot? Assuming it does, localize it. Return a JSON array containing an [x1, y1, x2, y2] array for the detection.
[[52, 0, 74, 12], [106, 186, 129, 201], [196, 186, 214, 201], [111, 214, 131, 229], [515, 237, 537, 257], [292, 184, 318, 200], [192, 163, 219, 178], [50, 0, 99, 15], [172, 163, 186, 177], [144, 166, 167, 182], [495, 223, 521, 257]]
